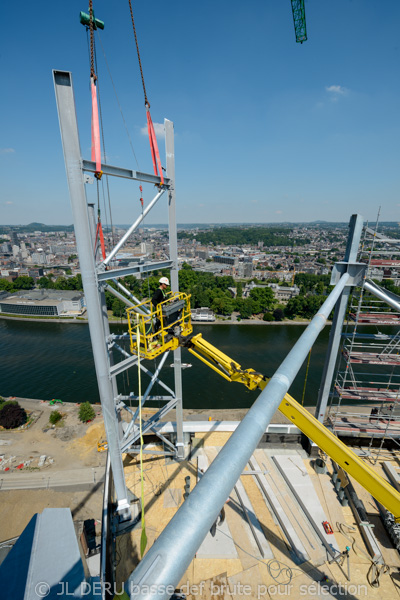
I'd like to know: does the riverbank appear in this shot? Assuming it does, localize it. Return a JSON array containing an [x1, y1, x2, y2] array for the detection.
[[0, 314, 88, 324], [0, 313, 330, 326]]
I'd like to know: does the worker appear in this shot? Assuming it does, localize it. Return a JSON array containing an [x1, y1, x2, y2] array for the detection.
[[152, 277, 169, 310], [369, 407, 378, 423], [210, 506, 226, 537], [151, 277, 169, 334]]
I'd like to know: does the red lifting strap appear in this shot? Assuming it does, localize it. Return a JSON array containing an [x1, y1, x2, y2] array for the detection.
[[139, 185, 144, 208], [91, 78, 102, 175], [95, 220, 106, 260], [146, 107, 164, 185]]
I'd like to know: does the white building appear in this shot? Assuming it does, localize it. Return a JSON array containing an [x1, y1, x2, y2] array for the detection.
[[0, 290, 86, 317]]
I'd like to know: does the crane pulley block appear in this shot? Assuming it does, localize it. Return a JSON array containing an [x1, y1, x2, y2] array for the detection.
[[80, 10, 104, 30]]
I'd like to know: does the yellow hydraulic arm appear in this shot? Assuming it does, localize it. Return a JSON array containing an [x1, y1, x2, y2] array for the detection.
[[126, 294, 400, 521], [184, 332, 400, 522]]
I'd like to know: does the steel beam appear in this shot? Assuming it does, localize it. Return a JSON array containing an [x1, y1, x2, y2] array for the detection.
[[97, 261, 173, 281], [119, 395, 174, 402], [103, 189, 165, 266], [148, 427, 177, 452], [112, 279, 150, 313], [123, 351, 171, 439], [364, 280, 400, 312], [88, 205, 120, 430], [82, 159, 170, 187], [104, 284, 136, 308], [127, 449, 175, 457], [165, 119, 184, 459], [122, 396, 179, 452], [125, 273, 350, 598], [109, 355, 138, 378], [111, 343, 176, 398], [315, 214, 364, 422], [53, 70, 129, 519], [364, 227, 400, 246]]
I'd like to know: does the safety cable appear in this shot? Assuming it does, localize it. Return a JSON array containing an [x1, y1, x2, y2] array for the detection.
[[95, 29, 141, 170], [136, 316, 148, 557], [93, 37, 115, 249], [127, 0, 164, 184], [217, 526, 303, 585], [337, 522, 391, 587]]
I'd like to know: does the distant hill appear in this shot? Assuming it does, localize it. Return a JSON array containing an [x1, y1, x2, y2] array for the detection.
[[0, 223, 75, 234], [1, 220, 399, 234]]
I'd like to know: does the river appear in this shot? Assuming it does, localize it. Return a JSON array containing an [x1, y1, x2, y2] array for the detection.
[[0, 318, 335, 408]]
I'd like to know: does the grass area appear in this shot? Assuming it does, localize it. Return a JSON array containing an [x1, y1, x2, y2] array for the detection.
[[107, 310, 128, 322]]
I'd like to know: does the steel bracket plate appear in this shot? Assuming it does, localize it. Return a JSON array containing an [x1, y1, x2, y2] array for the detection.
[[330, 262, 366, 286]]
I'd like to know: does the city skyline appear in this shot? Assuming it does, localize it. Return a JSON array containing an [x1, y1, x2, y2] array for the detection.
[[2, 220, 400, 231], [1, 1, 399, 225]]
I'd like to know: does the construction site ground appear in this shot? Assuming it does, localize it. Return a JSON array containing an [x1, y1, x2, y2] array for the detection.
[[0, 398, 107, 540], [2, 399, 400, 599], [0, 399, 275, 541], [117, 431, 400, 600]]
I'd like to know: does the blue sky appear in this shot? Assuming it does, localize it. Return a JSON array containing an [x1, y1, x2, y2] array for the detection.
[[1, 1, 399, 225]]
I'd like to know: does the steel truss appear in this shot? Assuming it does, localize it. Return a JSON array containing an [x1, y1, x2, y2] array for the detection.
[[54, 70, 185, 520]]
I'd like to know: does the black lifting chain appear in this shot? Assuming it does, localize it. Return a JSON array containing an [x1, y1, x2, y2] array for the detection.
[[128, 0, 150, 107]]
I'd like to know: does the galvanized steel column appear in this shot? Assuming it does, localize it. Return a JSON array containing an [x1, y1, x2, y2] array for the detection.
[[165, 119, 184, 458], [53, 70, 130, 518], [315, 214, 364, 422]]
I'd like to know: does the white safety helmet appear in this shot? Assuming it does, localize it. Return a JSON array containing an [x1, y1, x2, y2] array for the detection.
[[159, 277, 170, 286]]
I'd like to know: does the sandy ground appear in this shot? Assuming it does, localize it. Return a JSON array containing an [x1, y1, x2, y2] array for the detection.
[[0, 398, 106, 470], [0, 487, 105, 540], [0, 398, 107, 540], [0, 398, 376, 543], [0, 400, 261, 542]]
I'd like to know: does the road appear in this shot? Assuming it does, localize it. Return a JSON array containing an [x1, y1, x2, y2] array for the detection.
[[0, 467, 105, 491]]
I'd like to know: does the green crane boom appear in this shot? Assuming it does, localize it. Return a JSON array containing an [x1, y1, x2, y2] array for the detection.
[[290, 0, 307, 43]]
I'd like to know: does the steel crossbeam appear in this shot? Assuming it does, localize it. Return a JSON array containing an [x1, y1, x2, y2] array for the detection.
[[97, 261, 173, 281], [82, 159, 170, 187]]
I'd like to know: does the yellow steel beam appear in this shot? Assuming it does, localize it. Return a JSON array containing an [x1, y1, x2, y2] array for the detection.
[[278, 391, 400, 521]]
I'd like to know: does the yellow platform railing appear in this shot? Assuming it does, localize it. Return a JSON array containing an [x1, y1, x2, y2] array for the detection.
[[127, 292, 192, 360]]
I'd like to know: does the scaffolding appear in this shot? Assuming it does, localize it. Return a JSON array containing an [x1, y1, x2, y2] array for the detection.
[[328, 221, 400, 456]]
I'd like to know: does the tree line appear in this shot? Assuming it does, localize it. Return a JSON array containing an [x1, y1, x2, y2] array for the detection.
[[105, 266, 333, 321], [0, 268, 337, 321], [178, 226, 310, 247], [0, 274, 83, 293]]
